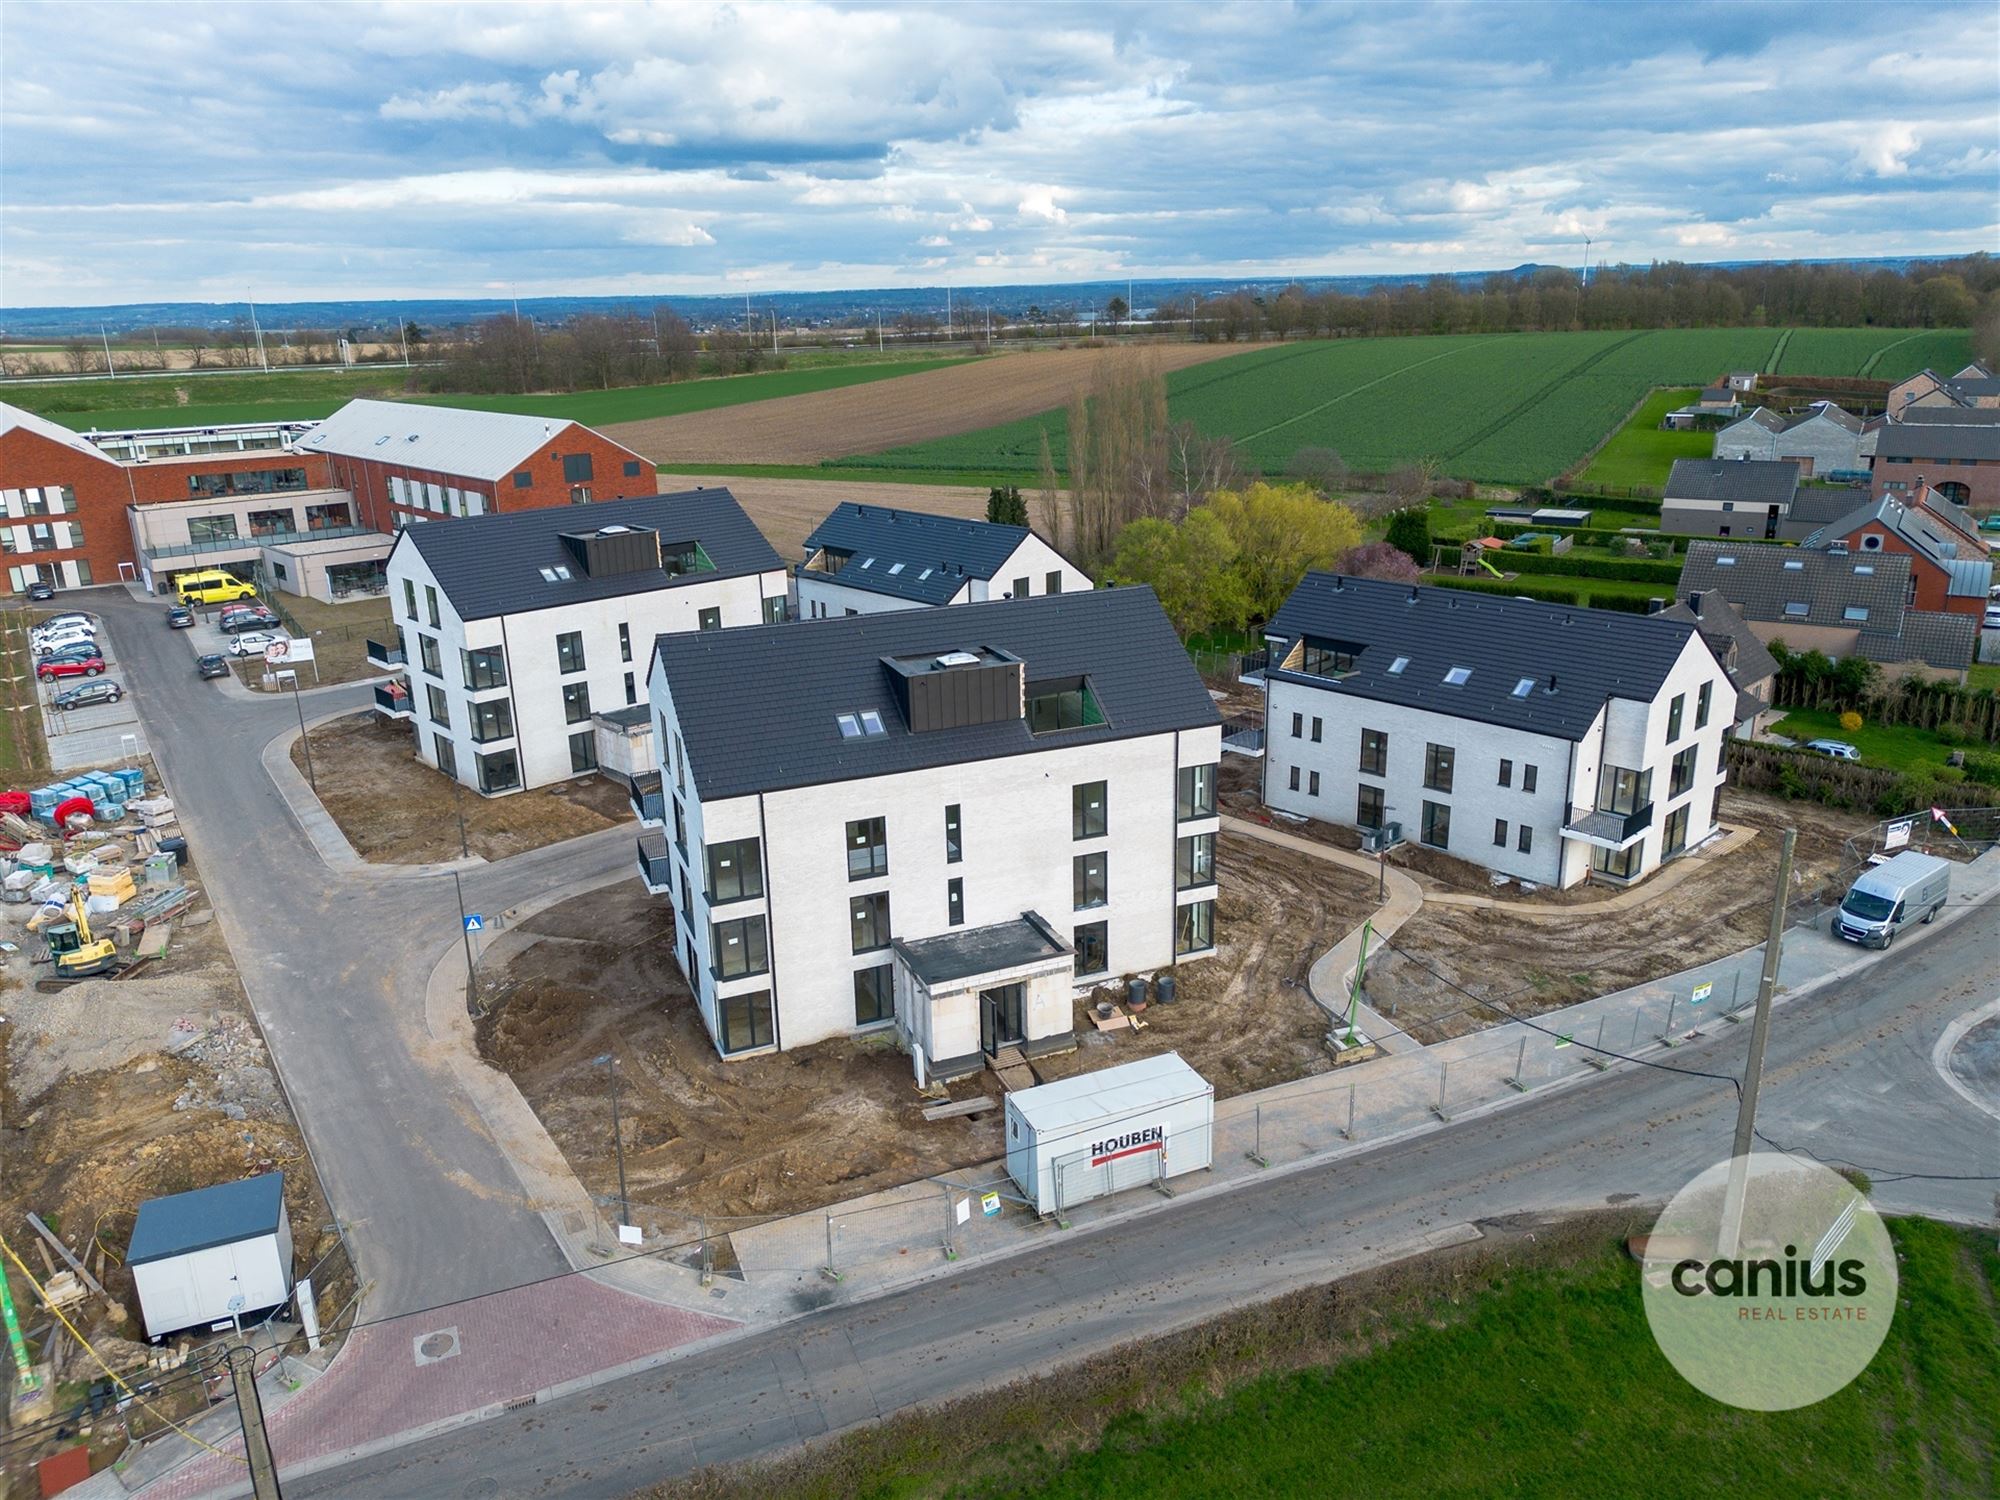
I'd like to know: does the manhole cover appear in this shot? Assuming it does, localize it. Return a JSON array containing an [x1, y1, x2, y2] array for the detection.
[[413, 1327, 462, 1365], [463, 1481, 500, 1499]]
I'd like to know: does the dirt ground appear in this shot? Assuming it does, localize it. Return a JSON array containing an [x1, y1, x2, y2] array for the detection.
[[480, 846, 1372, 1225], [293, 711, 631, 863], [1365, 790, 1879, 1039], [656, 473, 1034, 559], [608, 344, 1249, 466]]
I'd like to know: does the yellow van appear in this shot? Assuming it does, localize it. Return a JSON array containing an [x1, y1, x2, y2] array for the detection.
[[175, 569, 258, 605]]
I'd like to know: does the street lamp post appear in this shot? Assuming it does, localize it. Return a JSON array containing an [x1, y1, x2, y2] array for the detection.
[[278, 669, 315, 791], [595, 1052, 631, 1230], [450, 775, 469, 860]]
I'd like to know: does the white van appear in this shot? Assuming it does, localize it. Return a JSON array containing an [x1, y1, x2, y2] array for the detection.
[[1834, 851, 1951, 948]]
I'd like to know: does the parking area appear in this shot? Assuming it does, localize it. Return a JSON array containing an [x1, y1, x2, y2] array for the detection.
[[33, 606, 151, 769]]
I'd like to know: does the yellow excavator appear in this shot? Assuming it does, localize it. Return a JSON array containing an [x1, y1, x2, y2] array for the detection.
[[44, 888, 120, 979]]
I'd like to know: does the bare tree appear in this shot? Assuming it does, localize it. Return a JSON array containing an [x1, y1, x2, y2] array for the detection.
[[654, 304, 699, 380], [1166, 421, 1250, 518], [61, 339, 99, 374], [1289, 445, 1348, 497]]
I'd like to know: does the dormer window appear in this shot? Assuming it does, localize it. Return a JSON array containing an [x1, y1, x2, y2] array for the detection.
[[1298, 636, 1360, 680]]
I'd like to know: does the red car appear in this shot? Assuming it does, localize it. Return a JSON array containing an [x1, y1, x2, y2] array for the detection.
[[37, 654, 105, 680]]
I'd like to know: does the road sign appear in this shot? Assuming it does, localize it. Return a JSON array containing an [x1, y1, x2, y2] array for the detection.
[[463, 914, 484, 933], [1691, 980, 1714, 1005], [980, 1191, 1001, 1218]]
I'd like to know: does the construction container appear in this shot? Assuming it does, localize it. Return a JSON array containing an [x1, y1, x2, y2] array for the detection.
[[127, 1173, 294, 1341], [1004, 1052, 1214, 1217]]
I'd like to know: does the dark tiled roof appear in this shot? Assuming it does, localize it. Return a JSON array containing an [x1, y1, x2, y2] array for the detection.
[[655, 587, 1216, 802], [799, 504, 1044, 605], [1951, 378, 2000, 399], [1657, 590, 1779, 691], [1678, 541, 1910, 630], [127, 1172, 284, 1266], [1874, 423, 2000, 461], [1893, 405, 2000, 426], [398, 488, 782, 621], [1664, 459, 1801, 505], [1803, 497, 1992, 597], [1858, 612, 1977, 671], [1785, 489, 1870, 528], [1263, 575, 1700, 743]]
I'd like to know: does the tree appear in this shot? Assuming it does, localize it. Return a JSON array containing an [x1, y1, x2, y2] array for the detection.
[[986, 486, 1028, 526], [1289, 445, 1348, 497], [1166, 421, 1249, 519], [60, 339, 97, 374], [654, 304, 700, 379], [403, 320, 426, 348], [1334, 540, 1423, 583], [1110, 511, 1246, 637], [1105, 295, 1128, 331], [1204, 482, 1362, 622], [1059, 350, 1171, 568], [1383, 507, 1432, 568]]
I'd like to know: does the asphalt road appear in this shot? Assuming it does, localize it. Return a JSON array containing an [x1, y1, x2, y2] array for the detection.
[[88, 588, 612, 1315], [304, 890, 2000, 1498]]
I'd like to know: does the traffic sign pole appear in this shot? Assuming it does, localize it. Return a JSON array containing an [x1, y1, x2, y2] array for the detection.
[[453, 871, 479, 1012]]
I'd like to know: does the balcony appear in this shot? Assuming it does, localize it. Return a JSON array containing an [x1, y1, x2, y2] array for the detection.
[[635, 830, 673, 894], [1561, 802, 1654, 851], [365, 638, 406, 670], [1236, 647, 1269, 686], [627, 770, 664, 829], [373, 681, 413, 720], [141, 523, 374, 565]]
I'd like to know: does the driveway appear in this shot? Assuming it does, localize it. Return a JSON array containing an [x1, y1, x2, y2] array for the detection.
[[33, 616, 150, 770], [85, 588, 587, 1315]]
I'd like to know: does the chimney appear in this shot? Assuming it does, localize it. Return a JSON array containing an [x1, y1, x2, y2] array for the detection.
[[1646, 597, 1667, 614], [1406, 586, 1419, 604], [1332, 574, 1344, 591], [1545, 673, 1559, 693], [1688, 592, 1705, 616]]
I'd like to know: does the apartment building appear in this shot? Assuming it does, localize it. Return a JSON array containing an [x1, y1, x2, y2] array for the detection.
[[795, 503, 1091, 618], [1259, 575, 1736, 888], [379, 489, 786, 794], [638, 587, 1220, 1078]]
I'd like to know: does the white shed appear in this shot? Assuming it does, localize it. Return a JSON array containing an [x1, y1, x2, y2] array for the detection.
[[1004, 1051, 1214, 1216], [126, 1172, 294, 1341]]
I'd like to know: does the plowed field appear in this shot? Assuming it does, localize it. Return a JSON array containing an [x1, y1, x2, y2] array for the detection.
[[604, 343, 1253, 466]]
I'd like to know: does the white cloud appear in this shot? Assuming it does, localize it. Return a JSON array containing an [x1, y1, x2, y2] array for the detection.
[[1856, 122, 1921, 178]]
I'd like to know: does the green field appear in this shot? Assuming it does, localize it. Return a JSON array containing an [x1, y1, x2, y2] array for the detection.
[[838, 327, 1971, 486], [1770, 707, 1961, 772], [6, 355, 973, 434], [1579, 387, 1711, 489]]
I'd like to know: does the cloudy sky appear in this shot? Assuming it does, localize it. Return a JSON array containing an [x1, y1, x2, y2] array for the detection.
[[2, 0, 1995, 307]]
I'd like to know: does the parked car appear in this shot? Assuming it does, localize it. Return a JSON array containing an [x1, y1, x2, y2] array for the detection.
[[31, 610, 93, 633], [51, 679, 123, 711], [1985, 604, 2000, 632], [34, 630, 101, 658], [166, 605, 195, 629], [25, 581, 55, 601], [31, 616, 96, 643], [37, 644, 104, 668], [175, 569, 257, 606], [37, 654, 104, 680], [1805, 738, 1860, 761], [218, 609, 282, 635], [196, 653, 231, 680], [1981, 514, 2000, 534], [224, 631, 289, 658]]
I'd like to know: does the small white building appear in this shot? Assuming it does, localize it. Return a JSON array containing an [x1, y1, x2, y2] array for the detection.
[[126, 1172, 294, 1341], [1260, 575, 1736, 889], [1005, 1051, 1214, 1216], [795, 503, 1091, 618], [640, 587, 1222, 1075], [378, 488, 787, 795]]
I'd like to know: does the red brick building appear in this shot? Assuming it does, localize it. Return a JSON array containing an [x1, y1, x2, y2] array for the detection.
[[0, 403, 335, 593], [1871, 420, 2000, 515], [294, 399, 656, 531], [1806, 486, 1992, 620]]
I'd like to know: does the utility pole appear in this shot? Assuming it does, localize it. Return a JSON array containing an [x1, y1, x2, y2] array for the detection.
[[771, 310, 778, 354], [398, 317, 410, 367], [452, 868, 479, 1010], [99, 323, 116, 377], [876, 309, 884, 353], [450, 776, 469, 860], [596, 1052, 631, 1228], [1718, 828, 1795, 1256], [248, 299, 269, 372], [227, 1342, 284, 1500], [946, 283, 952, 340]]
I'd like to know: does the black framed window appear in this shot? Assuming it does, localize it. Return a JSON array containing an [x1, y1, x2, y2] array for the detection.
[[1176, 832, 1215, 889], [476, 748, 520, 794], [762, 596, 788, 625], [563, 681, 592, 724], [1493, 818, 1508, 847], [418, 634, 441, 677], [719, 990, 773, 1053], [698, 607, 721, 632], [623, 459, 644, 478], [1424, 742, 1455, 793], [1421, 800, 1451, 849], [434, 735, 457, 779], [426, 684, 449, 727], [1074, 920, 1108, 976], [945, 804, 962, 863], [1518, 825, 1533, 854], [1176, 899, 1214, 955], [424, 584, 440, 628], [467, 697, 511, 743], [513, 470, 533, 489], [846, 816, 888, 880], [618, 623, 632, 662], [556, 631, 586, 674], [568, 730, 596, 773], [1046, 570, 1062, 594], [1498, 758, 1512, 787], [1522, 764, 1538, 794], [1311, 716, 1323, 743], [1177, 763, 1216, 820], [1073, 781, 1107, 839], [1666, 693, 1685, 743], [1359, 728, 1387, 777], [1357, 784, 1383, 829], [1291, 712, 1303, 739], [705, 838, 763, 902], [1669, 746, 1698, 799], [947, 877, 965, 926], [562, 453, 595, 483], [850, 892, 891, 953], [1597, 764, 1652, 816], [854, 964, 893, 1025], [712, 915, 769, 979], [1073, 851, 1108, 909], [1013, 576, 1030, 598], [1664, 804, 1690, 857], [1695, 681, 1712, 730], [1288, 766, 1301, 792], [1308, 771, 1320, 797], [461, 646, 506, 691], [624, 672, 636, 705], [403, 579, 417, 621], [1591, 843, 1643, 880]]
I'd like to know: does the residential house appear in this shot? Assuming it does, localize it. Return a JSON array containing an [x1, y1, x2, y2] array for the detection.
[[1676, 541, 1976, 679], [1884, 362, 2000, 415], [1725, 370, 1760, 393], [794, 504, 1091, 618], [1712, 402, 1866, 478], [1258, 575, 1735, 889], [296, 398, 657, 532], [1654, 590, 1781, 737], [638, 588, 1221, 1075], [1869, 421, 2000, 512], [379, 488, 787, 795], [1660, 458, 1800, 538], [1799, 488, 1992, 620]]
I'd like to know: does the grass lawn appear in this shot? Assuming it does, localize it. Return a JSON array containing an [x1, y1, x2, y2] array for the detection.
[[1966, 664, 2000, 694], [1769, 706, 1958, 772], [0, 606, 51, 784], [660, 1216, 1998, 1500], [1579, 387, 1710, 490], [237, 592, 395, 691]]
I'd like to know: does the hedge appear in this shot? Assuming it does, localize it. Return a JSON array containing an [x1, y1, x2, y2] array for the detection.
[[1431, 574, 1653, 613], [1498, 552, 1685, 585], [1725, 740, 2000, 816]]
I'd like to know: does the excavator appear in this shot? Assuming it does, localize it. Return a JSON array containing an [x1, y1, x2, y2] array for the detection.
[[42, 888, 120, 979]]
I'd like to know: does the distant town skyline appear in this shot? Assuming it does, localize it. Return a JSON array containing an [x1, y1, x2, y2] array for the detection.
[[2, 1, 1995, 307]]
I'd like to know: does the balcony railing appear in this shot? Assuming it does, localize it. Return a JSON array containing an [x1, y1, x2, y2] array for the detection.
[[635, 831, 673, 894], [626, 771, 664, 828], [1561, 801, 1655, 850], [141, 522, 372, 564], [373, 682, 413, 719], [365, 638, 406, 669]]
